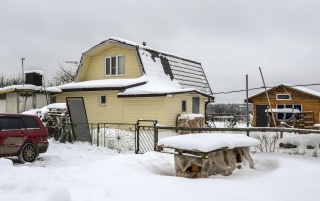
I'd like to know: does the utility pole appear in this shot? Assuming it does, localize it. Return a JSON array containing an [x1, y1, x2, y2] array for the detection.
[[21, 58, 25, 86], [246, 74, 249, 136]]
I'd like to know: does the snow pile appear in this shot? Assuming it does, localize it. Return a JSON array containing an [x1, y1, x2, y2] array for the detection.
[[277, 134, 320, 149], [1, 138, 320, 200], [157, 133, 261, 152], [47, 103, 66, 110], [22, 106, 49, 118], [22, 103, 66, 121], [178, 113, 204, 120]]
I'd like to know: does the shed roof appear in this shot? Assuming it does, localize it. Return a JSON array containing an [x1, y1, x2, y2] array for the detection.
[[247, 83, 320, 102], [0, 84, 61, 95]]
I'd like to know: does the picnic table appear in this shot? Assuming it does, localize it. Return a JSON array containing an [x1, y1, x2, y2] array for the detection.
[[157, 133, 260, 178]]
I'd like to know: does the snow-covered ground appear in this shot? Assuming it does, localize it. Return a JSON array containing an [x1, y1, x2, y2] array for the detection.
[[1, 138, 320, 201]]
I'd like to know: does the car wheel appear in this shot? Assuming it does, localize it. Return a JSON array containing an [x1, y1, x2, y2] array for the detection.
[[18, 143, 38, 163]]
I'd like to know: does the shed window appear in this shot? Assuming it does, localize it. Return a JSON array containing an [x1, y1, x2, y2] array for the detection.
[[276, 94, 291, 100], [105, 56, 125, 76], [276, 104, 302, 120], [182, 100, 187, 112], [99, 95, 106, 106]]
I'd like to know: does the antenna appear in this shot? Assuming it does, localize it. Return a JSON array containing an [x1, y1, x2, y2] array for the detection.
[[21, 58, 25, 85], [63, 61, 79, 64]]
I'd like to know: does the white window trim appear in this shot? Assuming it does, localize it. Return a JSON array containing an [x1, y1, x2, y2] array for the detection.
[[105, 55, 125, 77], [276, 94, 291, 100], [276, 104, 302, 120], [99, 95, 106, 107]]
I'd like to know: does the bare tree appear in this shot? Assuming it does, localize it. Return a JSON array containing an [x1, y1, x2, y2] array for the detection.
[[46, 63, 77, 87], [0, 72, 23, 87]]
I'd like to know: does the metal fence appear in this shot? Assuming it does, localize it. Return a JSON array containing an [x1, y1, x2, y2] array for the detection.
[[155, 126, 320, 153], [91, 123, 136, 152], [135, 120, 158, 154], [54, 121, 320, 154]]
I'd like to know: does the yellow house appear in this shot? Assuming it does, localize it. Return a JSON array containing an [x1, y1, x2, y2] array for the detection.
[[56, 38, 214, 126]]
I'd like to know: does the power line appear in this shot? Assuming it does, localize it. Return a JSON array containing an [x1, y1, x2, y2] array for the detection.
[[212, 83, 320, 95]]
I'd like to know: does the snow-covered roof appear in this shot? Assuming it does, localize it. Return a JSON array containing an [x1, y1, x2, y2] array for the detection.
[[72, 37, 213, 98], [58, 76, 147, 91], [0, 84, 61, 94], [248, 83, 320, 100], [157, 133, 260, 153], [24, 70, 44, 75]]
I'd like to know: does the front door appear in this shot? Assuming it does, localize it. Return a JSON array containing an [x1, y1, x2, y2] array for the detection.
[[66, 97, 91, 142], [256, 105, 268, 127]]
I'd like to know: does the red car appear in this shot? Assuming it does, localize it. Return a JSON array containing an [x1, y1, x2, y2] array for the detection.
[[0, 113, 49, 163]]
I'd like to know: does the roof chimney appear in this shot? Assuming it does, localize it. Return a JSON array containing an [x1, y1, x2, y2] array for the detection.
[[142, 42, 146, 46]]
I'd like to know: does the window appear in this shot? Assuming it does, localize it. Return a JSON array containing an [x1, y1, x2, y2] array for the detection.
[[99, 95, 106, 106], [21, 116, 40, 129], [182, 100, 187, 112], [0, 117, 23, 131], [105, 56, 125, 76], [276, 94, 291, 100], [276, 104, 302, 120]]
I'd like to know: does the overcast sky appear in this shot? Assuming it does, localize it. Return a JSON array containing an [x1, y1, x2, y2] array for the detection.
[[1, 0, 319, 103]]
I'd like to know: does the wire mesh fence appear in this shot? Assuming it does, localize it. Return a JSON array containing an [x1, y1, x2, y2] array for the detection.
[[54, 121, 320, 155]]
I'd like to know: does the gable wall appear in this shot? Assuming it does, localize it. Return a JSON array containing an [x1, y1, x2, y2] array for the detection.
[[250, 87, 320, 127], [84, 46, 142, 81]]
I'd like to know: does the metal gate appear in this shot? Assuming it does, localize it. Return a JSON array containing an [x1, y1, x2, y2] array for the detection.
[[66, 97, 91, 142], [135, 120, 158, 154]]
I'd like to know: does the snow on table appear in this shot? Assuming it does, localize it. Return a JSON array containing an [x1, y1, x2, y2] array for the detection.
[[157, 133, 260, 153], [157, 133, 261, 178]]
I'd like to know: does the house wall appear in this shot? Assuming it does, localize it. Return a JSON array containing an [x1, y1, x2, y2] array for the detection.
[[6, 92, 18, 113], [35, 93, 48, 109], [0, 94, 5, 113], [84, 45, 142, 81], [18, 92, 34, 113], [250, 88, 320, 127], [56, 92, 208, 126]]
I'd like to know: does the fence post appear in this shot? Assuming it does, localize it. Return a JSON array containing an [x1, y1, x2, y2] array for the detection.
[[154, 120, 158, 151], [97, 124, 100, 147], [135, 121, 140, 154]]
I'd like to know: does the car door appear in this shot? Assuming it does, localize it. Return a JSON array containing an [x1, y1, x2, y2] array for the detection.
[[0, 117, 26, 155]]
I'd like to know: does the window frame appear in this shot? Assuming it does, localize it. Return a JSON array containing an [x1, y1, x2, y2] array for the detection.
[[276, 104, 302, 120], [276, 94, 291, 100], [182, 100, 187, 113], [99, 95, 106, 107], [105, 55, 125, 76]]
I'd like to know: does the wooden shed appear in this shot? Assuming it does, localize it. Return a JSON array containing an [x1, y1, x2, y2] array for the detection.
[[247, 84, 320, 129]]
